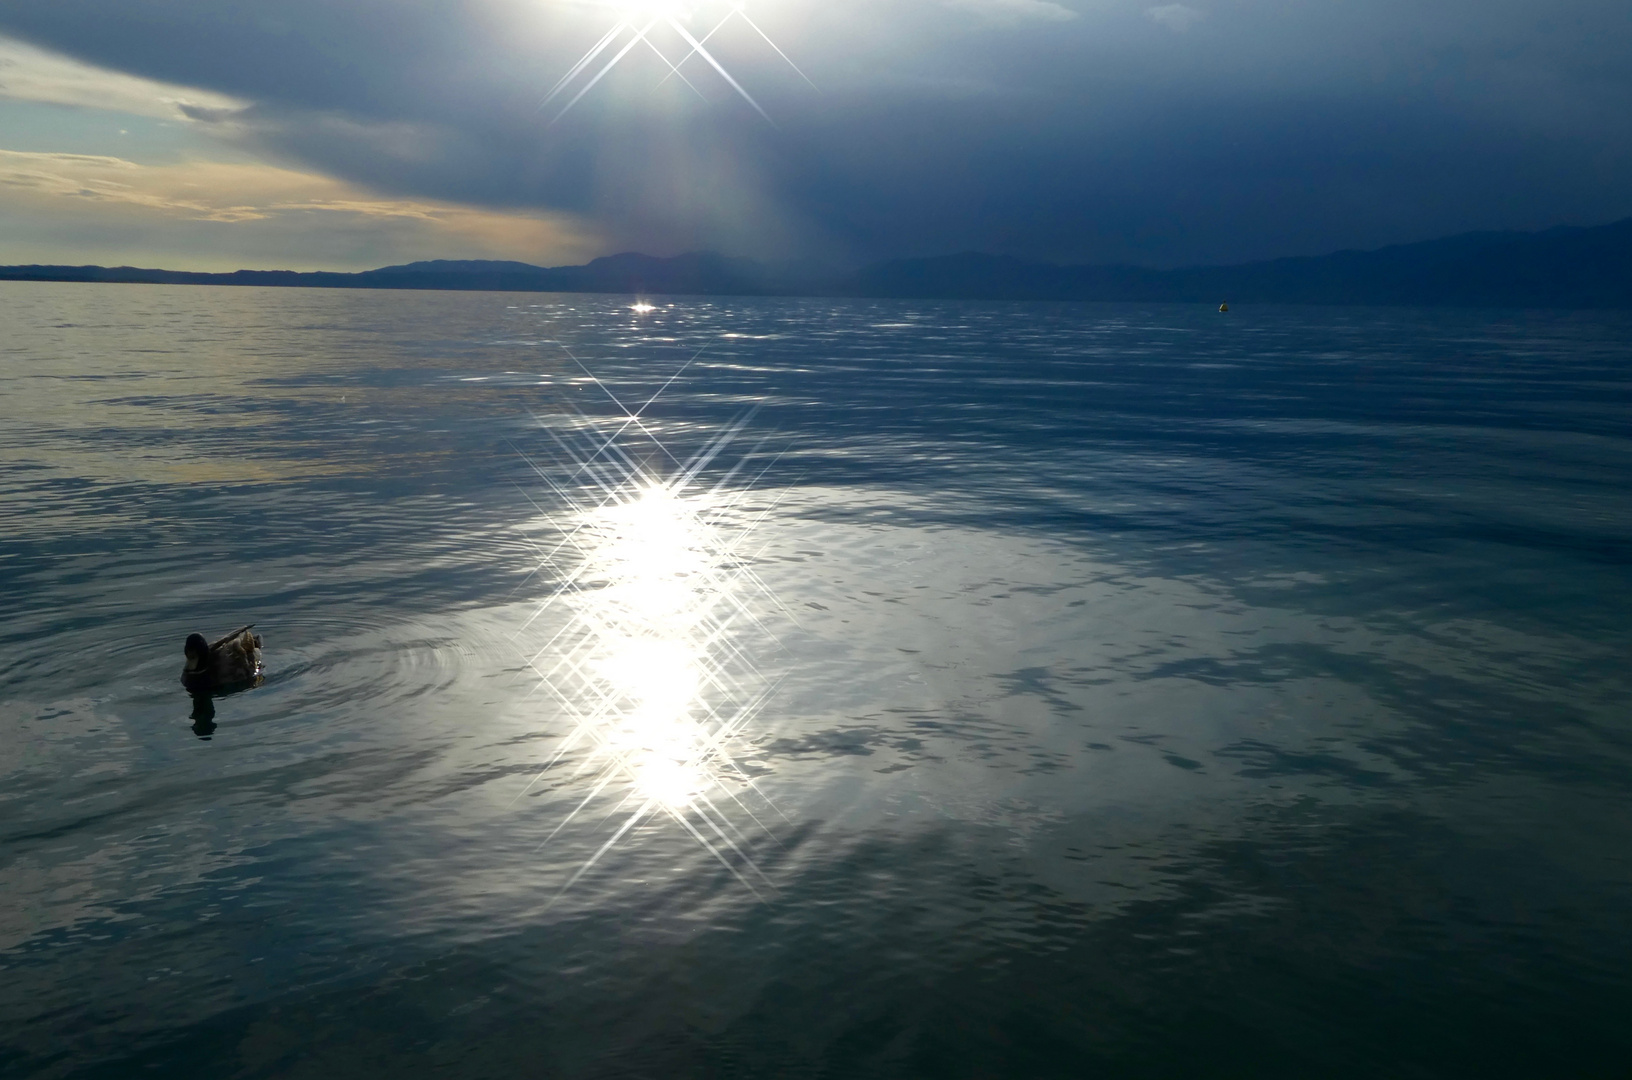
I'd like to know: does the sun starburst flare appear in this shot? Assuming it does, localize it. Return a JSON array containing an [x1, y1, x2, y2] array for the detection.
[[509, 345, 794, 902], [542, 1, 815, 125]]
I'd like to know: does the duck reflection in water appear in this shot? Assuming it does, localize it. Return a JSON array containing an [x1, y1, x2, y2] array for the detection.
[[182, 625, 264, 739], [190, 694, 217, 738]]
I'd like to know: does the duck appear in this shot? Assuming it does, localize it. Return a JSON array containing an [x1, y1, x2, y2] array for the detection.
[[182, 625, 263, 694]]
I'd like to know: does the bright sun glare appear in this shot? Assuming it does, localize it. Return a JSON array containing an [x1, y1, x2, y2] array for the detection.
[[544, 0, 815, 125], [612, 1, 687, 17], [587, 488, 714, 807]]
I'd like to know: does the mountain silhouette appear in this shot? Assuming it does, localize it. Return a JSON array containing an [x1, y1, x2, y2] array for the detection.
[[5, 219, 1629, 308]]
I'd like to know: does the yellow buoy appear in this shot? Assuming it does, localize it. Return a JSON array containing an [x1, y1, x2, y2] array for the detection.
[[1219, 302, 1229, 312]]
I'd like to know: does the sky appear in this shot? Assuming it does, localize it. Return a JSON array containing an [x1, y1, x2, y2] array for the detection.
[[0, 0, 1629, 271]]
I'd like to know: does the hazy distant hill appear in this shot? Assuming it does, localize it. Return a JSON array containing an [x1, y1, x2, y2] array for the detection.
[[4, 218, 1629, 307], [0, 252, 805, 296], [371, 259, 548, 275], [840, 219, 1632, 307]]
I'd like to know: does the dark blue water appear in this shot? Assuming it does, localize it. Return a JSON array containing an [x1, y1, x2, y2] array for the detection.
[[3, 283, 1631, 1078]]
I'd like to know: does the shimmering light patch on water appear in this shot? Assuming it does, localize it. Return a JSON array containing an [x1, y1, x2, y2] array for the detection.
[[516, 472, 786, 899]]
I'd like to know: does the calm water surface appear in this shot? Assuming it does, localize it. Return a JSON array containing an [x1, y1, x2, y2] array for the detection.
[[2, 283, 1631, 1078]]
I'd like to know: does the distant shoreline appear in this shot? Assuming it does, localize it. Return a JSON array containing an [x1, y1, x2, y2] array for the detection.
[[4, 218, 1629, 308]]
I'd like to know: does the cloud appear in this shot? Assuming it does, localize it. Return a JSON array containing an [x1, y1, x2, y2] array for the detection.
[[0, 150, 258, 221], [0, 1, 1630, 267], [175, 103, 245, 124], [0, 150, 603, 270], [1146, 4, 1204, 32], [0, 34, 243, 120]]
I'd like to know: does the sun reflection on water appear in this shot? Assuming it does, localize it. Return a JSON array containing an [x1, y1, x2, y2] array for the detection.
[[583, 485, 725, 810], [516, 385, 786, 900]]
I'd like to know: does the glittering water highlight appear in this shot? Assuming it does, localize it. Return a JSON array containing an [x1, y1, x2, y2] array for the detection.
[[508, 353, 791, 900]]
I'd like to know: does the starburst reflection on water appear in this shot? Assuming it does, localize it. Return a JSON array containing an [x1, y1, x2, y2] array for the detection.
[[511, 354, 790, 903]]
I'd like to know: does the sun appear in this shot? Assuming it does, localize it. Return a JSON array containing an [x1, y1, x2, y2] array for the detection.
[[542, 0, 815, 125]]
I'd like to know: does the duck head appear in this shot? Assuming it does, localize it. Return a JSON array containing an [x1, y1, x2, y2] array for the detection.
[[183, 633, 210, 673]]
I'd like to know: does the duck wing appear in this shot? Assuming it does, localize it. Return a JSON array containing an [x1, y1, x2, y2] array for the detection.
[[208, 626, 264, 685], [210, 624, 255, 651]]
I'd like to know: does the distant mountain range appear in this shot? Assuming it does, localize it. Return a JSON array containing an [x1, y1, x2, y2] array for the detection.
[[5, 218, 1630, 308]]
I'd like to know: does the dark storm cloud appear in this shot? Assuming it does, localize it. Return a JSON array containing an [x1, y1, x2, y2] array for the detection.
[[1, 0, 1629, 264]]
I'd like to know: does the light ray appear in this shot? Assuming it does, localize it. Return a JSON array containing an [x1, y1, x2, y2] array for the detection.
[[551, 19, 662, 125], [663, 17, 774, 124], [652, 11, 733, 90], [736, 11, 818, 90], [540, 21, 627, 109], [637, 35, 707, 99]]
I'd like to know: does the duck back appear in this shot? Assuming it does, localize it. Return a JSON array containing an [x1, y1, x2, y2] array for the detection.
[[211, 629, 263, 685]]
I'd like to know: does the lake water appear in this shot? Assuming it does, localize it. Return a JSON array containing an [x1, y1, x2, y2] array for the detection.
[[2, 283, 1630, 1078]]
